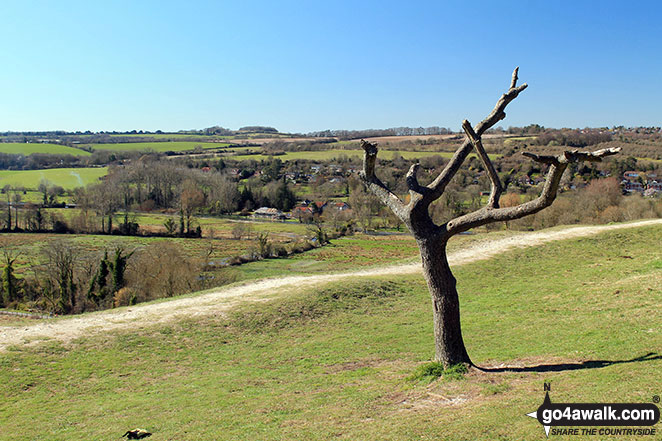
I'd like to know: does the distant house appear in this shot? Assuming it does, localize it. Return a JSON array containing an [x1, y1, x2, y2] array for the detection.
[[518, 175, 533, 186], [623, 171, 641, 179], [331, 202, 350, 211], [292, 205, 313, 219], [252, 207, 286, 220], [647, 180, 662, 192], [622, 180, 644, 193], [313, 201, 327, 213]]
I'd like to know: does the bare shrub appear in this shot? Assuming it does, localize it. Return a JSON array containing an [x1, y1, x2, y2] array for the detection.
[[127, 242, 199, 301], [113, 287, 137, 307]]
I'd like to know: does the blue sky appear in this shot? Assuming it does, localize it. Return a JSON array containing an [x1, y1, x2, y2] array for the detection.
[[1, 0, 661, 133]]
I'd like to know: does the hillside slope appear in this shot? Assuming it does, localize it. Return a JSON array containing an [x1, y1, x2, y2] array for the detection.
[[2, 218, 660, 351]]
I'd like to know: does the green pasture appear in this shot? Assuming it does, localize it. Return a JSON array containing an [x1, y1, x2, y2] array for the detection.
[[0, 224, 659, 440], [43, 210, 313, 238], [0, 167, 107, 190], [107, 134, 232, 141], [0, 143, 90, 156], [13, 191, 73, 204], [81, 141, 230, 152]]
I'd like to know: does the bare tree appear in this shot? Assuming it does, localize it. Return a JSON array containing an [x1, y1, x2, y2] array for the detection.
[[40, 241, 79, 314], [358, 68, 620, 368], [180, 179, 205, 234]]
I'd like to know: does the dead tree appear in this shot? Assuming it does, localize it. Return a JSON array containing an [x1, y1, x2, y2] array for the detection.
[[358, 68, 620, 368]]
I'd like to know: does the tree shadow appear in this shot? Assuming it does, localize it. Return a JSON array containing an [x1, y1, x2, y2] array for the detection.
[[475, 352, 661, 373]]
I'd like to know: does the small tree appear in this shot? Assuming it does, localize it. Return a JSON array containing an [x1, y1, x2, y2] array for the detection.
[[1, 249, 19, 306], [3, 185, 11, 230], [41, 241, 78, 314], [180, 180, 205, 235], [357, 68, 619, 367], [109, 247, 134, 294], [256, 233, 272, 258], [164, 217, 177, 235], [87, 250, 110, 305], [307, 217, 329, 245]]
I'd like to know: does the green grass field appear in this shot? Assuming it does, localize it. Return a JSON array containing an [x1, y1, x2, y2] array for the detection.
[[230, 149, 500, 162], [0, 167, 107, 190], [107, 134, 233, 141], [80, 141, 229, 152], [503, 136, 537, 145], [0, 143, 90, 156], [1, 224, 659, 440], [43, 210, 313, 238]]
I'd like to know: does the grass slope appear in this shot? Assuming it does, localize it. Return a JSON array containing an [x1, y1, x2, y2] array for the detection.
[[0, 225, 660, 440], [0, 167, 107, 190], [0, 143, 90, 156]]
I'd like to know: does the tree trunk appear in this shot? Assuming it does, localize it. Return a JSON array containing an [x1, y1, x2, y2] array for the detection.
[[417, 236, 472, 367]]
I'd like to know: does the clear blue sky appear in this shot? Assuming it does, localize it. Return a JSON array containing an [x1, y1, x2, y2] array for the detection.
[[1, 0, 661, 133]]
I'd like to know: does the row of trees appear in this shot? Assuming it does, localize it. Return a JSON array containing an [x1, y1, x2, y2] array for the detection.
[[307, 126, 452, 139]]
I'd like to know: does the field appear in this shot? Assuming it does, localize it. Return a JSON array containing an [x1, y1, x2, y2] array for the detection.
[[0, 228, 421, 281], [1, 224, 659, 440], [229, 148, 500, 162], [0, 143, 90, 157], [503, 136, 537, 145], [0, 167, 107, 190], [80, 141, 230, 152]]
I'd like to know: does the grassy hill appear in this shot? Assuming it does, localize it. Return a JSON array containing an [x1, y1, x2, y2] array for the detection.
[[0, 143, 90, 156], [0, 224, 660, 440], [81, 141, 229, 152], [0, 167, 107, 189]]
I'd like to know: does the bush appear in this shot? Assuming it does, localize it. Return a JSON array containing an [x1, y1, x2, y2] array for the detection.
[[113, 287, 137, 307]]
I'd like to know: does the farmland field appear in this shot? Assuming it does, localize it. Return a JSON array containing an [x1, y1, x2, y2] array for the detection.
[[80, 141, 230, 152], [0, 143, 90, 156], [0, 167, 107, 189]]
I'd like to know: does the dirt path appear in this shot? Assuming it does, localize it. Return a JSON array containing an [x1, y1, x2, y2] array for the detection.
[[2, 219, 660, 351]]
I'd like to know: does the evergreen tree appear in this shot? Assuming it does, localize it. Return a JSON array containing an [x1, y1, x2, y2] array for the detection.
[[109, 247, 134, 294], [87, 250, 110, 303], [1, 256, 17, 306], [275, 179, 296, 211]]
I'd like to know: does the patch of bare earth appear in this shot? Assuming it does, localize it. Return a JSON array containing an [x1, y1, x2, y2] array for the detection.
[[1, 219, 660, 351]]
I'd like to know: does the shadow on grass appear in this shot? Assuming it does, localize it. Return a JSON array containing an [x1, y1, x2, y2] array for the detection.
[[476, 352, 661, 373]]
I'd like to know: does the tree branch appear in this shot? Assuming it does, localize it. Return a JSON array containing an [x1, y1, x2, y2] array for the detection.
[[462, 119, 503, 208], [521, 152, 559, 165], [561, 148, 622, 163], [425, 67, 528, 204], [443, 147, 621, 237], [510, 66, 519, 89], [359, 140, 408, 220], [406, 162, 429, 197]]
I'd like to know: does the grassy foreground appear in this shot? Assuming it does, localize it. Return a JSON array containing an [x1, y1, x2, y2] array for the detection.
[[0, 225, 660, 440]]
